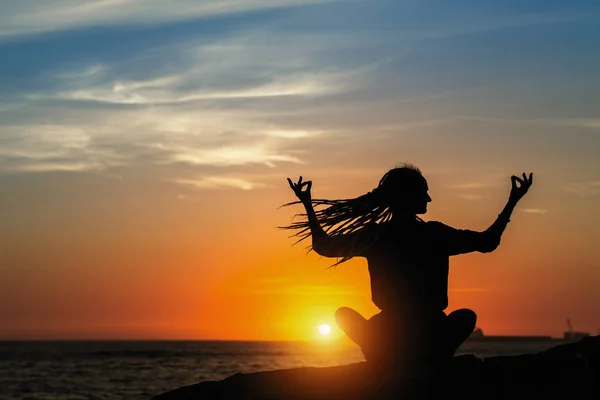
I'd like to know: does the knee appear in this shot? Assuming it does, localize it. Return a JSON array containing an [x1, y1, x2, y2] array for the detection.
[[461, 308, 477, 328], [451, 308, 477, 328], [335, 307, 362, 323], [334, 307, 350, 324], [335, 307, 369, 331], [464, 309, 477, 326], [335, 306, 352, 319]]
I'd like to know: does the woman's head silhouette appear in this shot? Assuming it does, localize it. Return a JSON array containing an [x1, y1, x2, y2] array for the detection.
[[376, 165, 431, 216]]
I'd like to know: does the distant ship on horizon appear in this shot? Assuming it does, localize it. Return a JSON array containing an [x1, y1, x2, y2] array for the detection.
[[468, 318, 591, 342], [563, 318, 591, 342], [468, 327, 556, 342]]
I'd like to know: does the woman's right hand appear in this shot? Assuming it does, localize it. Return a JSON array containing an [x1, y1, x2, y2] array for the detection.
[[287, 176, 312, 204]]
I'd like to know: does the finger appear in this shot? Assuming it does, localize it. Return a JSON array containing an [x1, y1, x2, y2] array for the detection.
[[522, 173, 530, 187], [307, 181, 312, 191], [298, 176, 303, 185], [529, 172, 534, 184], [287, 178, 293, 188], [514, 177, 524, 184], [511, 176, 517, 187]]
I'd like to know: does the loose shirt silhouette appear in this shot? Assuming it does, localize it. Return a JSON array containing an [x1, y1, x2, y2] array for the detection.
[[313, 219, 499, 317]]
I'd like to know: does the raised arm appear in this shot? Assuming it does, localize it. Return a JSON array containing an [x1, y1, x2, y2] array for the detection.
[[479, 172, 534, 251], [438, 173, 534, 255], [287, 176, 373, 258]]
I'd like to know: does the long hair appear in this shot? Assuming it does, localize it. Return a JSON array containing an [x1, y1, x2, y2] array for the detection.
[[280, 163, 424, 266]]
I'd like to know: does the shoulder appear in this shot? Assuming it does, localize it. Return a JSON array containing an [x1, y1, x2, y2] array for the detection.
[[343, 222, 382, 241], [425, 220, 454, 231], [361, 222, 384, 236], [424, 220, 458, 237], [356, 222, 388, 243]]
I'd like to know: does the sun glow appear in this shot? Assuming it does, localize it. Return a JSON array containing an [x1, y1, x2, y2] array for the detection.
[[317, 324, 332, 336]]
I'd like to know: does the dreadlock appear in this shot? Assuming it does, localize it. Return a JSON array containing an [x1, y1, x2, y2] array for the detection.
[[280, 164, 424, 266]]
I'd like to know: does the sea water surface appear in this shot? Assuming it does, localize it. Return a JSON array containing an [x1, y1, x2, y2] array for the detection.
[[0, 339, 562, 400]]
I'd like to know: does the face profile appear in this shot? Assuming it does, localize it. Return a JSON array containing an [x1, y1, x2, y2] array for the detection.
[[417, 177, 432, 214], [378, 168, 431, 216], [404, 176, 431, 215]]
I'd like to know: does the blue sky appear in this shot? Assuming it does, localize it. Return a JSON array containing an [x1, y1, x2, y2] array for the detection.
[[1, 0, 599, 182]]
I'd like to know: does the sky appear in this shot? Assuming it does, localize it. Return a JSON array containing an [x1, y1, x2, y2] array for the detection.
[[1, 0, 600, 341]]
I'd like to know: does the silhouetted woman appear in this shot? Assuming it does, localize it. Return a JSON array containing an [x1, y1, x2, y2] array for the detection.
[[283, 164, 533, 375]]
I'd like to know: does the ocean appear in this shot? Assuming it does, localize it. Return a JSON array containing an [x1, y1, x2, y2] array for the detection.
[[0, 339, 563, 400]]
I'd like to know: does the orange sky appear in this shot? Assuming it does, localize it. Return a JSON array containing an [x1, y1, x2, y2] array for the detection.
[[1, 1, 600, 341], [2, 154, 600, 340]]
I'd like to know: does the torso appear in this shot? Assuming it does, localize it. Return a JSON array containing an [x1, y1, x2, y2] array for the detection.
[[364, 220, 450, 316]]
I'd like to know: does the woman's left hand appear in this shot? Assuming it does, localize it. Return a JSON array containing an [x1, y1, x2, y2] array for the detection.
[[509, 172, 533, 202]]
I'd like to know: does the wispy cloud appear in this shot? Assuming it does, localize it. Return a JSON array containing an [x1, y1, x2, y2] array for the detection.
[[35, 71, 341, 105], [451, 182, 499, 190], [263, 129, 324, 139], [565, 181, 600, 197], [156, 143, 301, 168], [0, 0, 341, 38], [449, 288, 489, 293], [522, 208, 548, 214], [252, 284, 357, 296], [173, 176, 264, 191], [0, 125, 129, 173], [459, 194, 483, 201], [557, 119, 600, 129]]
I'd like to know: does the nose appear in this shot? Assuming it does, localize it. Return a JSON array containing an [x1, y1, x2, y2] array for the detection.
[[426, 193, 432, 202]]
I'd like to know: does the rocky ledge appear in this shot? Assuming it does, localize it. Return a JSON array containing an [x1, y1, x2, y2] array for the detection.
[[152, 336, 599, 400]]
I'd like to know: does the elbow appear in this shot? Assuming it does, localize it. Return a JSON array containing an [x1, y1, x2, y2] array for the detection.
[[312, 236, 333, 257], [479, 244, 498, 253], [312, 234, 345, 258], [478, 235, 501, 253], [311, 241, 326, 256]]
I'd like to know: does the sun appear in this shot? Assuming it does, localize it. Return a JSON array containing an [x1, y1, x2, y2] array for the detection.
[[317, 324, 332, 336]]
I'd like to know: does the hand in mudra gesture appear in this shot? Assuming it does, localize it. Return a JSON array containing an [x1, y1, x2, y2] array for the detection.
[[510, 172, 533, 202], [287, 176, 312, 204]]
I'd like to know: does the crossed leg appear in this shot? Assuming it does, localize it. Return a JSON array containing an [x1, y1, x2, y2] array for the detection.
[[335, 307, 404, 364], [335, 306, 477, 364], [444, 308, 477, 356], [335, 307, 369, 349]]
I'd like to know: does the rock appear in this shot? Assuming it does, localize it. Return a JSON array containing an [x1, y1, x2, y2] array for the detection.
[[152, 336, 600, 400]]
